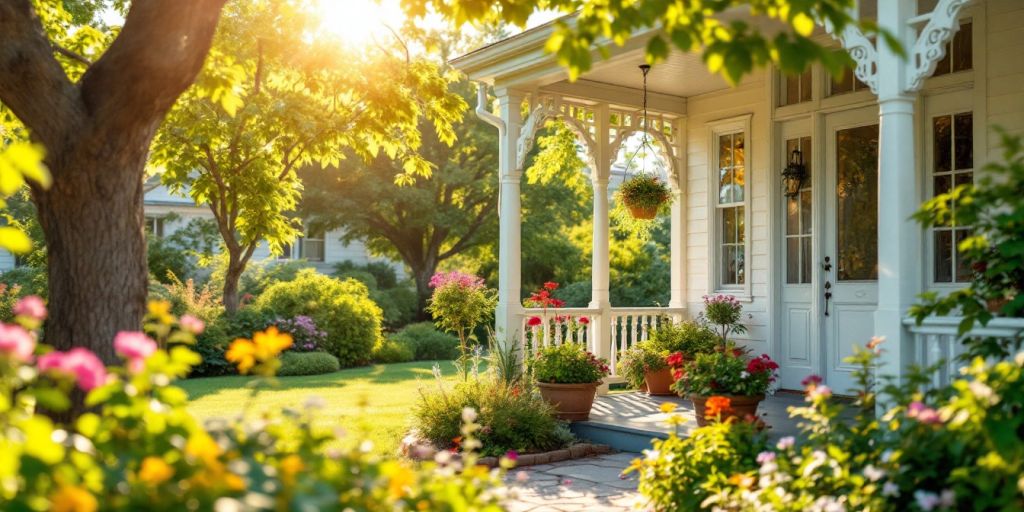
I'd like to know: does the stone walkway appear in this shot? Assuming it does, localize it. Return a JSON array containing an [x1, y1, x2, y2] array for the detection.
[[505, 452, 644, 512]]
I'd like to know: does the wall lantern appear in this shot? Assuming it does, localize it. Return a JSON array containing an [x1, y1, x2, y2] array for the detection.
[[781, 148, 807, 198]]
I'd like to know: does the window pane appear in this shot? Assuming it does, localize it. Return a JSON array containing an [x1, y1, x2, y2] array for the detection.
[[800, 189, 813, 235], [801, 236, 813, 284], [952, 22, 972, 72], [801, 137, 813, 188], [787, 238, 800, 284], [736, 243, 745, 284], [933, 115, 952, 174], [734, 133, 745, 167], [786, 197, 799, 235], [800, 70, 813, 102], [933, 50, 951, 76], [736, 206, 745, 243], [954, 112, 973, 170], [783, 74, 800, 106], [934, 175, 952, 196], [954, 171, 973, 189], [733, 166, 745, 202], [722, 246, 736, 285], [836, 125, 879, 281], [723, 207, 737, 243], [934, 230, 953, 283], [955, 229, 971, 281], [831, 72, 853, 95], [719, 134, 732, 168], [719, 167, 733, 204]]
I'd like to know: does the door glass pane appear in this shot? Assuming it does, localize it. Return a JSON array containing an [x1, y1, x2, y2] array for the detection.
[[800, 189, 812, 235], [954, 113, 973, 170], [787, 238, 800, 284], [934, 230, 953, 283], [786, 197, 799, 235], [801, 237, 813, 284], [933, 115, 952, 174], [955, 229, 971, 281], [836, 124, 879, 281], [801, 137, 813, 188]]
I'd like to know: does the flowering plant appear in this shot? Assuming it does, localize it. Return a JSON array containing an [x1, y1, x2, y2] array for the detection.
[[670, 347, 779, 397], [426, 271, 497, 375], [0, 298, 509, 511], [274, 314, 327, 352], [616, 340, 669, 389], [532, 342, 610, 384], [702, 294, 747, 345], [618, 174, 671, 213]]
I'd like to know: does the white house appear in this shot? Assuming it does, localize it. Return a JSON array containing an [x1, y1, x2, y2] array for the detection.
[[1, 182, 387, 276], [453, 0, 1024, 393]]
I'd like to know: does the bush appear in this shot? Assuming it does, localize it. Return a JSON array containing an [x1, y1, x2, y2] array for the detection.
[[147, 233, 195, 284], [0, 266, 47, 299], [649, 319, 719, 356], [371, 285, 418, 329], [671, 349, 779, 397], [149, 274, 222, 324], [0, 302, 507, 511], [191, 308, 274, 378], [414, 374, 573, 457], [616, 340, 668, 389], [273, 315, 327, 352], [426, 271, 496, 364], [277, 351, 340, 376], [371, 337, 415, 364], [532, 342, 610, 384], [392, 322, 460, 361], [254, 269, 382, 367]]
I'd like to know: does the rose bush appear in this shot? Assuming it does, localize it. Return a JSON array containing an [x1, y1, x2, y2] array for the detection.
[[0, 297, 510, 511]]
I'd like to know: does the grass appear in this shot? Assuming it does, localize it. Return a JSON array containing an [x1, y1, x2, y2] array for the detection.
[[180, 361, 458, 455]]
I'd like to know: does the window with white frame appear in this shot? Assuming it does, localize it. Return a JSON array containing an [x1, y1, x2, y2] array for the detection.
[[717, 131, 746, 287], [144, 216, 165, 238], [931, 111, 973, 284], [301, 228, 326, 262], [779, 68, 813, 106]]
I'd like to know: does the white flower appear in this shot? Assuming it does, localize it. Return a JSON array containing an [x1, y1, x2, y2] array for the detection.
[[914, 490, 941, 511], [969, 381, 996, 404], [740, 371, 750, 379], [776, 436, 796, 450], [462, 407, 478, 423], [863, 464, 884, 482], [881, 481, 900, 497], [939, 489, 955, 508]]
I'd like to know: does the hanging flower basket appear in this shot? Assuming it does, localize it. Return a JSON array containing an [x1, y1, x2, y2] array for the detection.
[[619, 174, 671, 220]]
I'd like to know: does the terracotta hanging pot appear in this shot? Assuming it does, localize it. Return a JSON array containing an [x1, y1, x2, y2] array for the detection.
[[689, 394, 763, 427], [537, 381, 601, 421], [643, 367, 675, 396], [627, 204, 659, 220]]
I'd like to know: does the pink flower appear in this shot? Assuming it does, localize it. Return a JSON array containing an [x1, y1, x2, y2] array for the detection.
[[505, 450, 518, 461], [756, 451, 776, 464], [807, 385, 832, 401], [527, 316, 543, 327], [38, 348, 108, 392], [578, 316, 590, 325], [907, 401, 943, 425], [13, 295, 46, 321], [114, 331, 157, 373], [776, 436, 796, 450], [179, 314, 206, 335], [801, 374, 823, 388], [0, 323, 36, 361]]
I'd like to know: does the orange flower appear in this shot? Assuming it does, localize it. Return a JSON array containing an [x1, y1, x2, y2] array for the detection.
[[226, 326, 293, 374], [138, 456, 174, 485], [49, 485, 98, 512], [279, 454, 304, 486], [704, 396, 732, 419]]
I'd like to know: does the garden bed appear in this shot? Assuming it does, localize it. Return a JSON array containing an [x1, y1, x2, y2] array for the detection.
[[399, 432, 612, 468]]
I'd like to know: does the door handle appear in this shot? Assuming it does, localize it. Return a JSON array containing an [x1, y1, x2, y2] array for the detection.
[[824, 281, 833, 316], [821, 256, 832, 272]]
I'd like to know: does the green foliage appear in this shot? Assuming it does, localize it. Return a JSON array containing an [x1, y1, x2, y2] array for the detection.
[[392, 322, 460, 361], [703, 294, 748, 345], [617, 174, 671, 211], [414, 374, 572, 457], [0, 302, 507, 510], [616, 340, 669, 389], [912, 129, 1024, 357], [149, 275, 222, 325], [191, 308, 274, 377], [426, 272, 497, 366], [371, 337, 416, 364], [532, 342, 610, 384], [0, 266, 48, 300], [335, 261, 418, 329], [254, 269, 383, 367], [672, 349, 779, 397], [277, 351, 340, 376], [650, 320, 719, 356], [147, 234, 195, 284]]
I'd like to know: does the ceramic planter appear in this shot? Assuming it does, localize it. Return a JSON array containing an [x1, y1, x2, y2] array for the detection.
[[537, 381, 601, 421], [643, 367, 675, 396], [689, 394, 763, 427], [627, 204, 658, 220]]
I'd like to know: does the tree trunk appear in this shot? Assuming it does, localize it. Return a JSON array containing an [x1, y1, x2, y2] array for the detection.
[[33, 131, 151, 364], [222, 252, 245, 314], [412, 259, 441, 322]]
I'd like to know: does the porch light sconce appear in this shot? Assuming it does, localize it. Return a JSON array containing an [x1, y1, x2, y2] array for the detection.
[[781, 149, 807, 199]]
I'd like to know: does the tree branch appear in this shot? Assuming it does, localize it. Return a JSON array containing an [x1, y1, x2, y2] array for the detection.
[[52, 43, 91, 66]]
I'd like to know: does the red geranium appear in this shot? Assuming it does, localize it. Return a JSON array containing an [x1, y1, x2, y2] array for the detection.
[[527, 316, 543, 327], [578, 316, 590, 325], [543, 281, 559, 291], [665, 351, 685, 368]]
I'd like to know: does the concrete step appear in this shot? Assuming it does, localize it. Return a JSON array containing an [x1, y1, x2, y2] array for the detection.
[[569, 420, 668, 453]]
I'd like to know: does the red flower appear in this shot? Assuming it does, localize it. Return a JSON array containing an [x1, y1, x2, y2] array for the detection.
[[801, 374, 823, 388], [527, 316, 543, 327], [731, 347, 744, 357], [665, 351, 685, 368], [705, 396, 732, 418], [746, 354, 778, 374], [555, 315, 568, 324], [544, 281, 559, 291], [578, 316, 590, 325], [672, 369, 683, 380]]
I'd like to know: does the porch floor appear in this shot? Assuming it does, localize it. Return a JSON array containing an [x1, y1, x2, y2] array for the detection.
[[571, 391, 858, 452]]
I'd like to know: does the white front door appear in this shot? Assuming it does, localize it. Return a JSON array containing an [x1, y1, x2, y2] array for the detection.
[[822, 108, 879, 394]]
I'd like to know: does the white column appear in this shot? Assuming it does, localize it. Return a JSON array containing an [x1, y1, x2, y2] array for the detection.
[[874, 0, 920, 385], [669, 188, 686, 314], [494, 90, 523, 348], [589, 105, 613, 393]]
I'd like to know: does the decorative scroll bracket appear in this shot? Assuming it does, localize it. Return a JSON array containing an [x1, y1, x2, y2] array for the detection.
[[906, 0, 973, 92], [824, 16, 880, 95], [515, 99, 598, 174]]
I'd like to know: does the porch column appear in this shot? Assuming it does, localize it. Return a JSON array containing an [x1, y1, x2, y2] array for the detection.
[[668, 187, 686, 315], [590, 105, 613, 390], [874, 0, 920, 385], [494, 90, 524, 347]]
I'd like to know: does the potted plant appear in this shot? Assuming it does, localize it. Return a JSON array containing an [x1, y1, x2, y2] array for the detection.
[[669, 347, 779, 426], [616, 340, 674, 395], [618, 174, 671, 220], [533, 342, 610, 420]]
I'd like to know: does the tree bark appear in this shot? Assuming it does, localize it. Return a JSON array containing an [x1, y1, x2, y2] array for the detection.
[[222, 251, 246, 314]]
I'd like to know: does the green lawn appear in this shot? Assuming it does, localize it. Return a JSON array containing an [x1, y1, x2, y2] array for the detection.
[[180, 361, 458, 455]]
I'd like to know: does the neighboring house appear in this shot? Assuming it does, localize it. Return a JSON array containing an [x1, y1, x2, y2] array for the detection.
[[454, 0, 1024, 393], [1, 182, 395, 276]]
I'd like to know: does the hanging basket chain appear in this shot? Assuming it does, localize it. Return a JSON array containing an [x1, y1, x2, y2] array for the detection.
[[622, 64, 658, 181]]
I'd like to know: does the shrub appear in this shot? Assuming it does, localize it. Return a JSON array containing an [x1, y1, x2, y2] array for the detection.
[[649, 319, 719, 356], [147, 233, 194, 284], [370, 285, 418, 329], [616, 340, 668, 389], [255, 269, 382, 367], [414, 374, 573, 457], [0, 265, 47, 299], [0, 283, 24, 323], [702, 294, 746, 344], [426, 271, 496, 364], [532, 342, 609, 384], [274, 315, 327, 352], [392, 322, 460, 361], [150, 274, 222, 324], [0, 301, 507, 511], [191, 308, 274, 378], [277, 351, 340, 376], [371, 337, 415, 364]]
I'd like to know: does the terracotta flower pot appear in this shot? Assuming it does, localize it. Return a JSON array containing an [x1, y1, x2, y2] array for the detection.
[[627, 204, 658, 220], [537, 381, 601, 421], [689, 394, 763, 427], [644, 367, 675, 396]]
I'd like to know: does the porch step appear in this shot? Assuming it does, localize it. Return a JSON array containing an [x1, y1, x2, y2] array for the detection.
[[569, 419, 667, 453]]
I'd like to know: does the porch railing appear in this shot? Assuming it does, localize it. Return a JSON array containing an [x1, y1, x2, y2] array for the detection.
[[516, 306, 685, 378], [903, 315, 1024, 388]]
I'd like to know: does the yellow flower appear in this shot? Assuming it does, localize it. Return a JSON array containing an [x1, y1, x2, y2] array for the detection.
[[49, 485, 98, 512], [659, 402, 678, 414], [279, 454, 304, 485], [186, 432, 222, 466], [147, 300, 175, 325], [384, 462, 416, 500], [138, 456, 174, 486], [226, 327, 292, 375]]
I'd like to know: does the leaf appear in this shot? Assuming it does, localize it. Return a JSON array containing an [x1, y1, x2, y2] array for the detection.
[[0, 227, 32, 254], [792, 13, 814, 37]]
